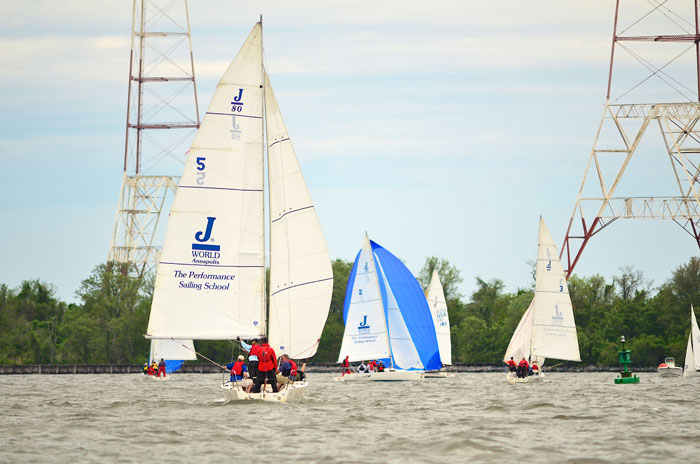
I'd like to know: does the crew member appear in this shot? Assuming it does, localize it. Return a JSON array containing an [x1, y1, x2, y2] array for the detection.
[[157, 358, 166, 378], [251, 337, 278, 393], [367, 360, 376, 373], [238, 338, 260, 379], [357, 361, 367, 374], [226, 355, 252, 390], [517, 358, 529, 379], [276, 354, 298, 386], [342, 355, 351, 375], [532, 362, 539, 375], [377, 361, 385, 372], [506, 357, 516, 372]]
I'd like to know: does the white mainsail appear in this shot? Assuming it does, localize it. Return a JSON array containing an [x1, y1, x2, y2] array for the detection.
[[265, 72, 333, 359], [150, 339, 197, 362], [425, 270, 452, 365], [337, 235, 392, 362], [146, 24, 266, 340], [530, 217, 581, 362]]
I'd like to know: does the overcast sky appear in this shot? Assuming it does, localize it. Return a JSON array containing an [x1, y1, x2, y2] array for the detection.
[[1, 0, 699, 303]]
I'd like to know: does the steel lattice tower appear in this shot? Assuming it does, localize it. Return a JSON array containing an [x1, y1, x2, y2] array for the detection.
[[108, 0, 200, 276], [561, 0, 700, 276]]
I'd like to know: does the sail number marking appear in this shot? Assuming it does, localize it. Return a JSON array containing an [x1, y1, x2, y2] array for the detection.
[[196, 157, 206, 185]]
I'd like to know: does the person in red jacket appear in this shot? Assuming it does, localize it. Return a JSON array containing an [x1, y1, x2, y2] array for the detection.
[[506, 357, 517, 373], [342, 355, 351, 375], [517, 358, 529, 378], [251, 337, 278, 393], [157, 358, 166, 377]]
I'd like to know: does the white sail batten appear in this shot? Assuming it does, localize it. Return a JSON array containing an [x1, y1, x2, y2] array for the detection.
[[265, 72, 333, 359], [375, 255, 423, 370], [146, 23, 266, 340], [530, 218, 581, 362], [150, 339, 197, 362], [425, 270, 452, 365], [337, 236, 391, 362]]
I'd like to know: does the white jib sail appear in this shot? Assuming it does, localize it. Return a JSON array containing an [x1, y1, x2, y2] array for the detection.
[[337, 235, 391, 363], [684, 333, 694, 375], [691, 305, 700, 370], [530, 217, 581, 362], [150, 339, 197, 362], [425, 269, 452, 365], [504, 300, 534, 363], [374, 254, 423, 370], [265, 72, 333, 360], [146, 23, 266, 340]]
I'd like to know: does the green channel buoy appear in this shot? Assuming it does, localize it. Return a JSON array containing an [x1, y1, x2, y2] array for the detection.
[[614, 335, 640, 384]]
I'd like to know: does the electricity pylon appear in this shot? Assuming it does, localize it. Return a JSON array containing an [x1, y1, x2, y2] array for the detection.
[[108, 0, 200, 277], [561, 0, 700, 276]]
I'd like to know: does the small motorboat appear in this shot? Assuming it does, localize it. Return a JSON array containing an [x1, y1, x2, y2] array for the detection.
[[658, 357, 682, 377]]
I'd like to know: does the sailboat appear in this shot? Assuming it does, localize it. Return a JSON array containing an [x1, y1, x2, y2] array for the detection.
[[503, 217, 581, 383], [145, 20, 333, 403], [145, 339, 196, 381], [424, 270, 453, 378], [335, 234, 441, 382], [683, 305, 700, 377]]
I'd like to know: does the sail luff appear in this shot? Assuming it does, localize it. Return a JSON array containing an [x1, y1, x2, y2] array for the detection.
[[146, 23, 266, 340], [684, 333, 694, 375]]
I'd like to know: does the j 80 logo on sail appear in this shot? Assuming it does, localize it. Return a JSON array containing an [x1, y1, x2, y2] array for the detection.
[[191, 217, 221, 263], [230, 88, 244, 112], [358, 315, 370, 334]]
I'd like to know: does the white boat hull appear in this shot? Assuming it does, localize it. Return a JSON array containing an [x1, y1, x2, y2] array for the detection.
[[424, 370, 454, 378], [658, 367, 682, 377], [683, 369, 700, 378], [334, 370, 424, 382], [506, 371, 544, 383], [141, 373, 171, 381], [221, 381, 306, 403]]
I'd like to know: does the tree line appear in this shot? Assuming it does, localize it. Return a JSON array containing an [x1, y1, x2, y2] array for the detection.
[[2, 257, 699, 367]]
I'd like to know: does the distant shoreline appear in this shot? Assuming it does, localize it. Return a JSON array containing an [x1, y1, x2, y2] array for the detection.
[[0, 363, 658, 375]]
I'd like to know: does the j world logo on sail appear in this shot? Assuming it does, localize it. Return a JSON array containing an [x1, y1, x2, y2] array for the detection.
[[358, 315, 370, 334], [192, 217, 221, 258]]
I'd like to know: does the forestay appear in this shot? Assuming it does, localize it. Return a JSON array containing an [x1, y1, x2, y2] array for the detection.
[[530, 218, 581, 362], [146, 24, 266, 340], [265, 72, 333, 359], [337, 236, 391, 363], [425, 270, 452, 365]]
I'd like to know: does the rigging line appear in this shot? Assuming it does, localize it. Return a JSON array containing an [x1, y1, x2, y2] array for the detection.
[[618, 0, 669, 36], [172, 338, 229, 371]]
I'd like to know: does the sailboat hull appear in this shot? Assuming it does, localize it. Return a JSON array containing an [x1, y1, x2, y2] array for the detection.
[[424, 370, 454, 378], [506, 371, 544, 383], [683, 369, 700, 378], [221, 381, 306, 403], [334, 370, 424, 382]]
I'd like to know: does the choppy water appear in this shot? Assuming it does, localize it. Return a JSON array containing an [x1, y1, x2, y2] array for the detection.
[[2, 372, 699, 463]]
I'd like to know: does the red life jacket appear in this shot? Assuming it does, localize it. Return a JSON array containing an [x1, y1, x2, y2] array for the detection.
[[342, 358, 349, 368], [532, 364, 539, 371], [231, 361, 244, 377], [249, 344, 261, 359], [258, 344, 277, 372], [289, 359, 298, 376], [507, 360, 516, 367], [518, 359, 528, 367]]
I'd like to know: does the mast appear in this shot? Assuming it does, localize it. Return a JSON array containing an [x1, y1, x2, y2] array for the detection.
[[261, 15, 268, 337]]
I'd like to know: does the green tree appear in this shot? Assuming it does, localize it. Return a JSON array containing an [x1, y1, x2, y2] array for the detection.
[[417, 256, 464, 300]]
